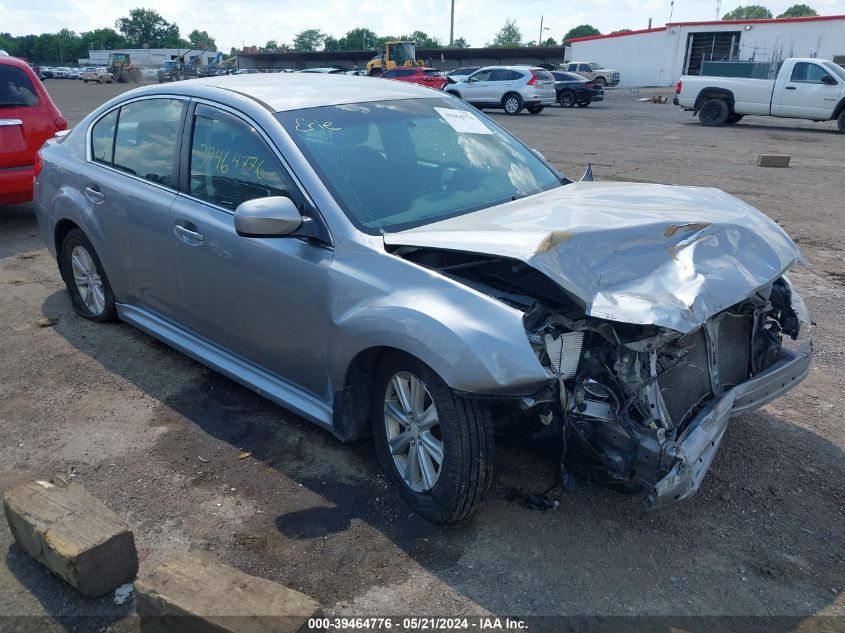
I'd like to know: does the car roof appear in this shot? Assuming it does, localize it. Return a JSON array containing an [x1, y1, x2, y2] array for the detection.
[[130, 73, 438, 112]]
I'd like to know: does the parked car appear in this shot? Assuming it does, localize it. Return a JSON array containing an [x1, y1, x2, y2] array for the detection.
[[297, 67, 344, 74], [564, 62, 620, 87], [446, 66, 556, 114], [675, 57, 845, 133], [551, 71, 604, 107], [381, 67, 447, 90], [0, 55, 67, 204], [67, 68, 82, 80], [345, 70, 368, 76], [33, 74, 812, 522], [82, 67, 115, 83], [233, 68, 261, 74], [445, 66, 481, 78], [52, 67, 71, 79], [38, 66, 55, 79]]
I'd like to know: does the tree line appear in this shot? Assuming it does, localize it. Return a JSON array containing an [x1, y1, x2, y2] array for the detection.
[[0, 4, 822, 64]]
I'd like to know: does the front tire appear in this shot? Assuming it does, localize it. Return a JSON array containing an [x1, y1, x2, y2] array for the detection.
[[595, 77, 607, 87], [58, 229, 118, 322], [838, 109, 845, 134], [699, 98, 729, 126], [372, 352, 494, 523], [502, 93, 524, 115]]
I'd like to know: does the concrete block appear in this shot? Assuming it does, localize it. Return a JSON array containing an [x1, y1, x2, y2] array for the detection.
[[135, 550, 321, 633], [2, 479, 138, 597], [758, 154, 791, 168]]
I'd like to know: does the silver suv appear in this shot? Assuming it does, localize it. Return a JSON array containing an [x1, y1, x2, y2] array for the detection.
[[446, 66, 556, 114]]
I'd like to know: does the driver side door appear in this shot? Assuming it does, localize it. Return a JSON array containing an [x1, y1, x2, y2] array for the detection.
[[460, 69, 493, 103]]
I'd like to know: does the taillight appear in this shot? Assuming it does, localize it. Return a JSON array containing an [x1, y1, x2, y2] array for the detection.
[[54, 115, 68, 131], [526, 69, 538, 86], [34, 151, 43, 177], [676, 80, 682, 95]]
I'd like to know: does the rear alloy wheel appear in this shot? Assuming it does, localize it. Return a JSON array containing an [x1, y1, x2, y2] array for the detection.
[[527, 105, 544, 114], [502, 93, 524, 115], [699, 98, 730, 126], [838, 110, 845, 134], [372, 353, 494, 523], [59, 229, 117, 322], [558, 90, 576, 108]]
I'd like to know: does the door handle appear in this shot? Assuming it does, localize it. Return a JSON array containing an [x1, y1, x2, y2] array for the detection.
[[785, 86, 797, 90], [174, 223, 204, 242], [84, 184, 105, 204]]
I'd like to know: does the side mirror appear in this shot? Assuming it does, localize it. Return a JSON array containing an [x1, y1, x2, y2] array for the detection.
[[821, 74, 837, 85], [235, 196, 302, 237]]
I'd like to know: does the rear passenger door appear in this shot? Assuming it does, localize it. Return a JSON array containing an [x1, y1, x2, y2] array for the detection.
[[169, 102, 333, 399], [487, 68, 516, 102], [80, 97, 186, 316]]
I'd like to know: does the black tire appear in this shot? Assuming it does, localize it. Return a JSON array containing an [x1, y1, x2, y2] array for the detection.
[[838, 110, 845, 134], [595, 76, 607, 87], [502, 92, 524, 115], [371, 352, 494, 523], [58, 229, 118, 322], [726, 113, 744, 124], [83, 79, 88, 84], [558, 90, 576, 108], [368, 68, 383, 77], [527, 105, 544, 114], [699, 98, 730, 126], [577, 101, 590, 108]]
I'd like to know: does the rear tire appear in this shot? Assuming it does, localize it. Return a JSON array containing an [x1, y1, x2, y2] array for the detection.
[[699, 98, 730, 126], [558, 90, 576, 108], [502, 93, 524, 115], [58, 229, 118, 322], [838, 110, 845, 134], [372, 352, 494, 523], [527, 105, 544, 114]]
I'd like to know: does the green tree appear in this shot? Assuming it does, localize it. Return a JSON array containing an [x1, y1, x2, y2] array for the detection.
[[405, 30, 441, 48], [337, 27, 379, 50], [777, 3, 818, 17], [562, 24, 601, 44], [448, 36, 470, 49], [722, 5, 773, 19], [115, 8, 180, 47], [292, 29, 326, 51], [541, 36, 559, 46], [188, 29, 216, 50], [489, 19, 522, 47], [263, 39, 279, 50], [611, 28, 633, 34], [80, 28, 127, 51], [323, 35, 339, 51]]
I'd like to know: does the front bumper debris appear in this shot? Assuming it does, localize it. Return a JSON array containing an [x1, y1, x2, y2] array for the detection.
[[647, 342, 812, 509]]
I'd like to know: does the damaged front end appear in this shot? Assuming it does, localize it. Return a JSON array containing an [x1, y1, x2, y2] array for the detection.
[[523, 276, 812, 508], [391, 246, 812, 509]]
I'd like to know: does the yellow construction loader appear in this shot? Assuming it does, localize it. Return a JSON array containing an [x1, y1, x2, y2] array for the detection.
[[366, 41, 425, 75]]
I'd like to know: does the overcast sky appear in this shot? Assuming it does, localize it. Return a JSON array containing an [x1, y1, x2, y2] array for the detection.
[[3, 0, 845, 50]]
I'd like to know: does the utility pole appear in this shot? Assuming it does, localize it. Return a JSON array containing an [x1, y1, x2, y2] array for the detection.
[[539, 15, 549, 44], [449, 0, 455, 46]]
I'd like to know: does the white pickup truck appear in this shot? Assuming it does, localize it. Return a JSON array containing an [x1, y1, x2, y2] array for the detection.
[[675, 57, 845, 133]]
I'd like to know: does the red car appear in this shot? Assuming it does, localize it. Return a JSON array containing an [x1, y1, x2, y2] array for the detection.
[[381, 67, 448, 91], [1, 55, 67, 205]]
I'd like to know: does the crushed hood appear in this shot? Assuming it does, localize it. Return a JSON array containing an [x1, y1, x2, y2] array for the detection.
[[383, 182, 804, 333]]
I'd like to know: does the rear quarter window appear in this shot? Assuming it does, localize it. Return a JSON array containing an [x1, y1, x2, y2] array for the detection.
[[0, 64, 39, 107]]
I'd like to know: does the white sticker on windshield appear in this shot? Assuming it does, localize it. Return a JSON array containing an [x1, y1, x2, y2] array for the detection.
[[434, 108, 493, 135]]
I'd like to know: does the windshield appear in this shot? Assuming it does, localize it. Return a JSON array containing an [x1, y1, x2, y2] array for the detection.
[[391, 43, 416, 65], [589, 63, 604, 70], [824, 62, 845, 81], [276, 97, 563, 233]]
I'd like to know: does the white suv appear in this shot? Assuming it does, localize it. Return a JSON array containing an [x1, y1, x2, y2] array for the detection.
[[446, 66, 557, 114]]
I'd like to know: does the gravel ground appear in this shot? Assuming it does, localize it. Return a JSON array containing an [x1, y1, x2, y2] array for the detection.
[[1, 79, 843, 632]]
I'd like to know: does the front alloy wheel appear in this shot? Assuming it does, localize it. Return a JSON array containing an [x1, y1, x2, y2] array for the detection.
[[372, 353, 494, 523], [384, 371, 444, 492]]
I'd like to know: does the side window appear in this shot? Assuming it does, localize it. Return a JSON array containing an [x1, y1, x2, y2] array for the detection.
[[113, 99, 184, 186], [0, 64, 39, 106], [489, 69, 507, 81], [382, 70, 398, 78], [189, 105, 297, 211], [469, 69, 492, 82], [424, 70, 441, 77], [790, 62, 829, 82], [508, 70, 526, 80], [396, 69, 415, 77], [791, 62, 808, 81], [567, 64, 577, 72], [91, 109, 118, 165], [579, 64, 591, 72]]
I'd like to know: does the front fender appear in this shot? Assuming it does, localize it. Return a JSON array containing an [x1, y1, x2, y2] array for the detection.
[[328, 241, 550, 396]]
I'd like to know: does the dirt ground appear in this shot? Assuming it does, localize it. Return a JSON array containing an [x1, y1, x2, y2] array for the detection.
[[1, 79, 843, 632]]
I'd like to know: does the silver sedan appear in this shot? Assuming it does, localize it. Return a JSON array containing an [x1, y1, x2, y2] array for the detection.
[[34, 74, 811, 522]]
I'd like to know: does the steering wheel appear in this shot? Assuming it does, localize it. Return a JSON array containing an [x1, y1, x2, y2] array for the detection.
[[437, 161, 472, 192]]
